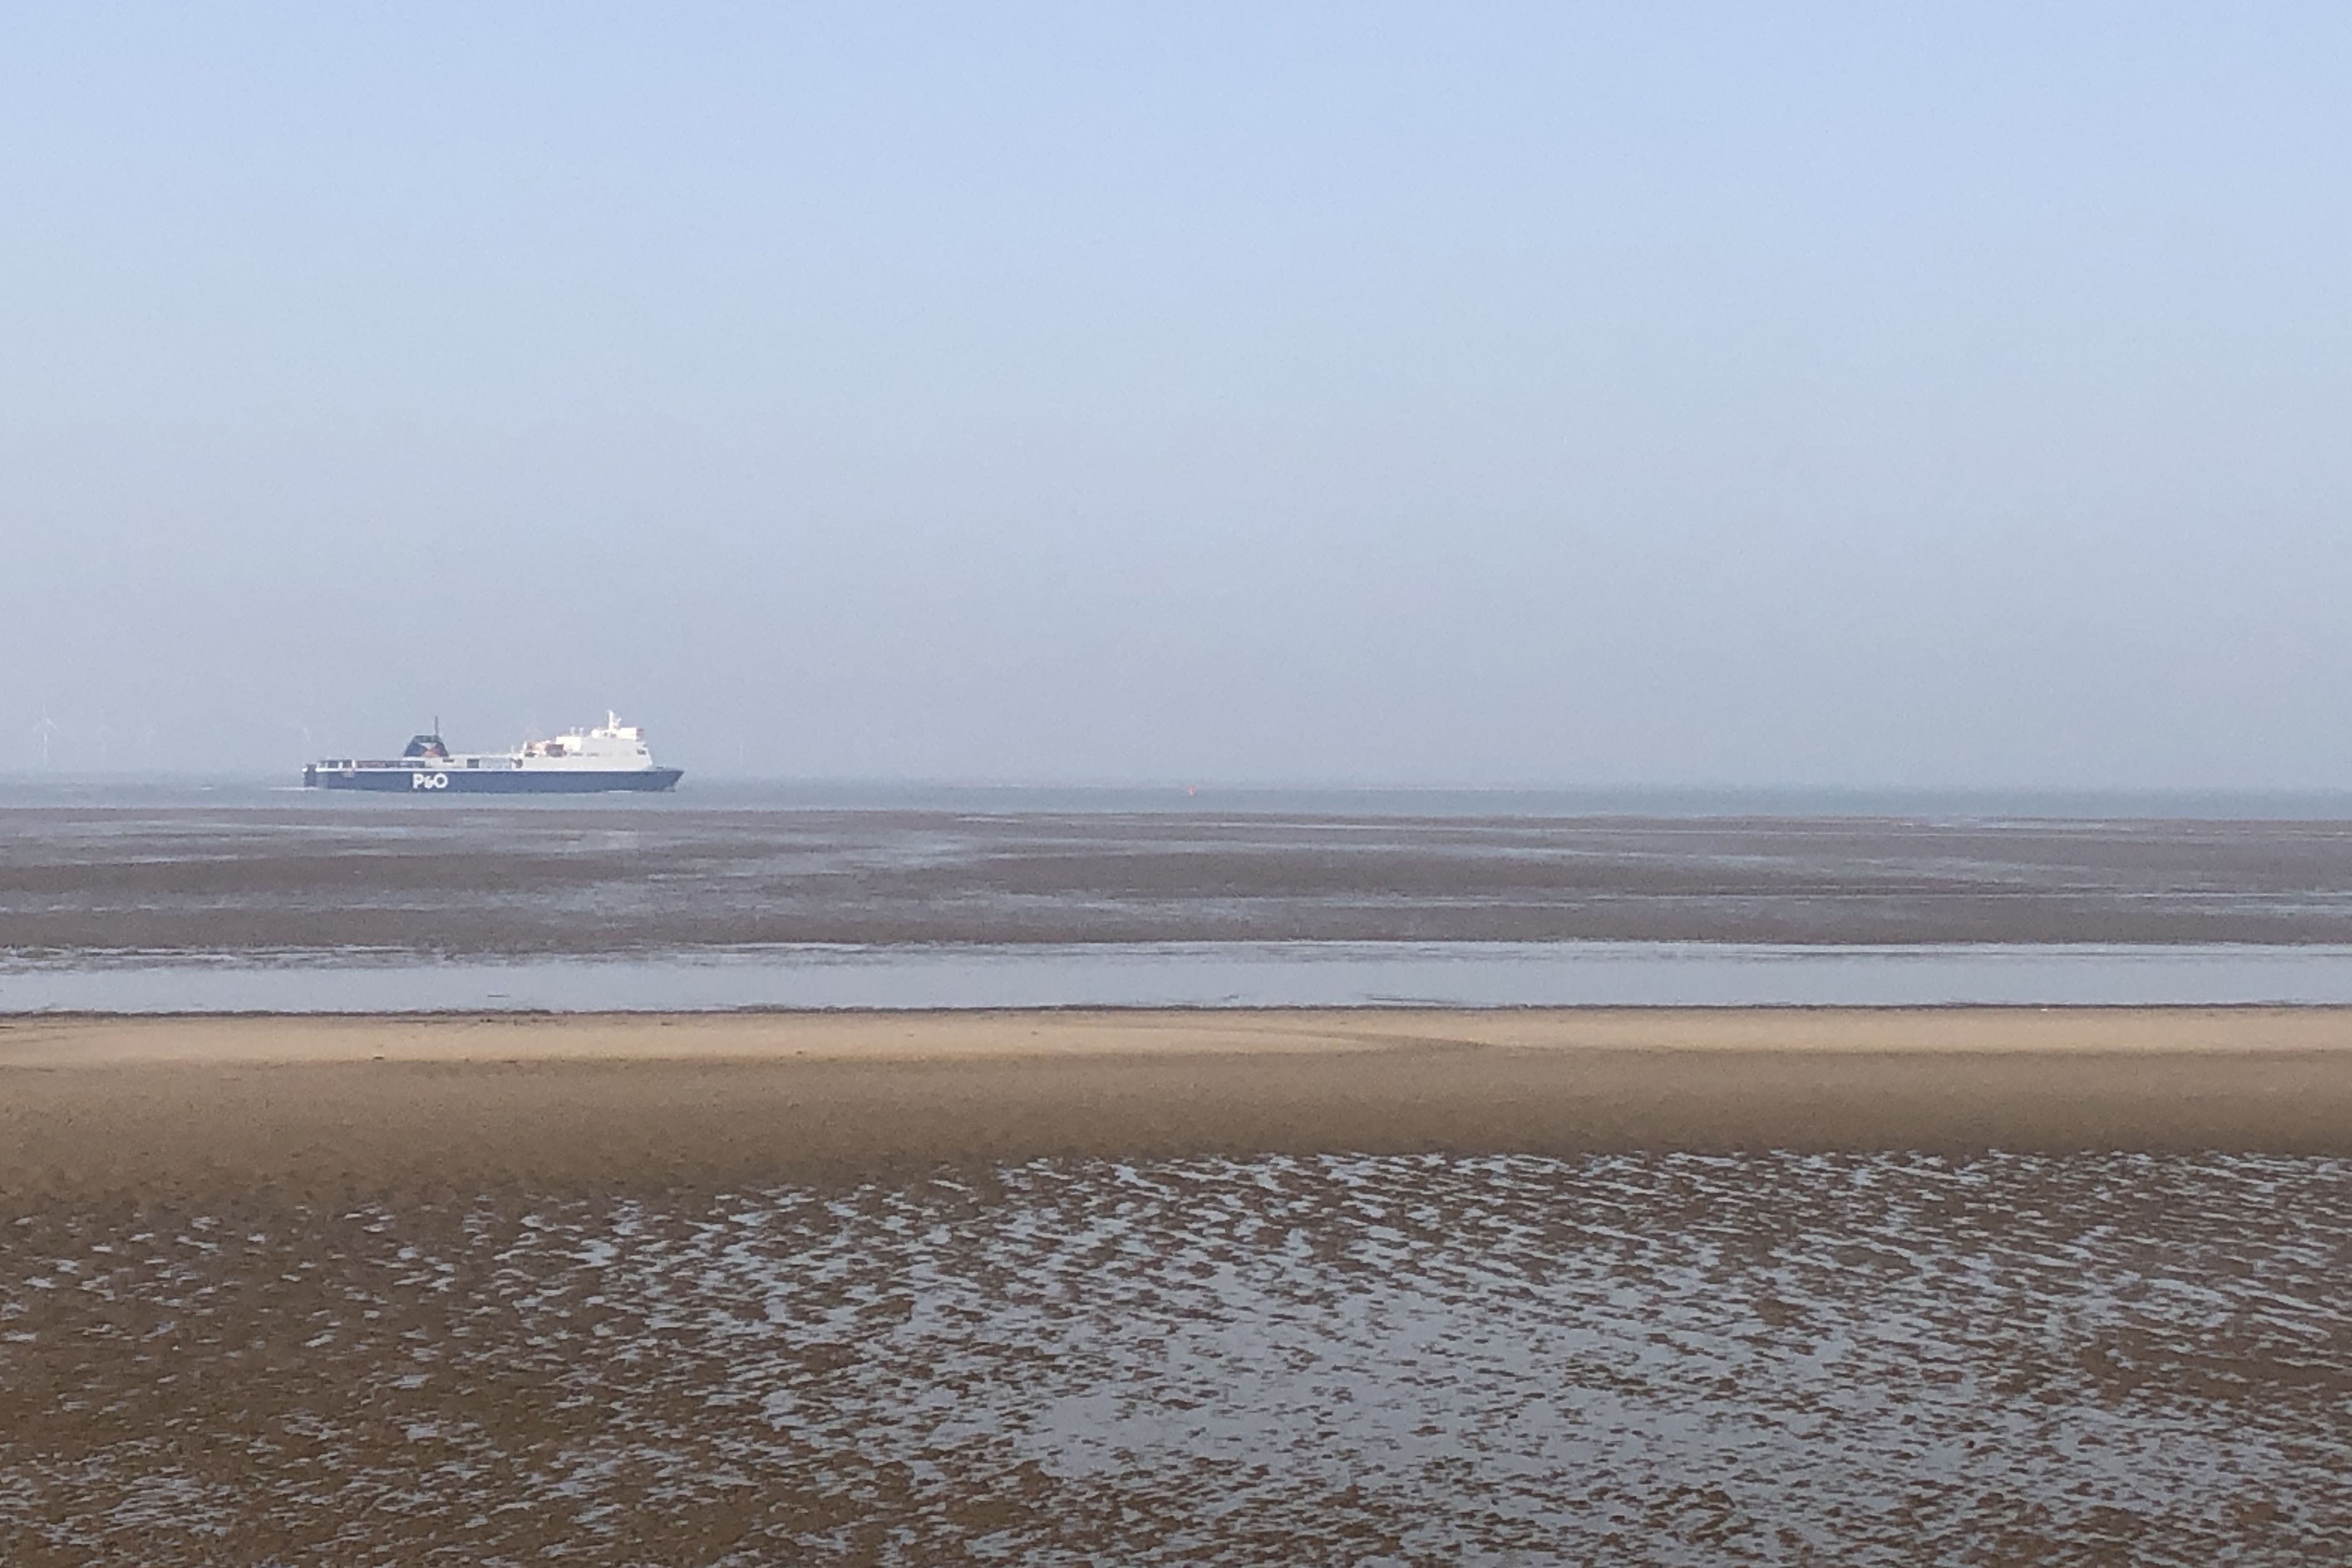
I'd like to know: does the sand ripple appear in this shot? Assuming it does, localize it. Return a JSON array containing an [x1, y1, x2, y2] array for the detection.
[[5, 1152, 2350, 1564]]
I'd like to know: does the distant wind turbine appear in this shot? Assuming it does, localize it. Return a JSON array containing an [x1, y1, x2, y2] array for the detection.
[[30, 709, 60, 768]]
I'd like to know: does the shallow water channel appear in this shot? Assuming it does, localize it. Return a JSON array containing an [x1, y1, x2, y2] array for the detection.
[[11, 939, 2352, 1012]]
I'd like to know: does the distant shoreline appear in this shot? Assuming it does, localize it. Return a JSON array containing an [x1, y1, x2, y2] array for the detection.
[[16, 775, 2352, 819], [8, 1007, 2352, 1201]]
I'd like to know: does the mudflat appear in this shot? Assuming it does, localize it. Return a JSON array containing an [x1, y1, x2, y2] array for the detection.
[[7, 1006, 2352, 1199], [18, 809, 2352, 953]]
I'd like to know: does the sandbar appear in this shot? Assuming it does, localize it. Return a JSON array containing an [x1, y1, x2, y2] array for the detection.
[[6, 1007, 2352, 1200]]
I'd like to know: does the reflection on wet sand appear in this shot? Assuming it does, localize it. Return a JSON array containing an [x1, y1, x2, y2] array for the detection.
[[16, 808, 2352, 955], [4, 1151, 2346, 1564]]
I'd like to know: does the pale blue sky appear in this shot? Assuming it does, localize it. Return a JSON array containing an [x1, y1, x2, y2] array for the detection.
[[4, 4, 2349, 783]]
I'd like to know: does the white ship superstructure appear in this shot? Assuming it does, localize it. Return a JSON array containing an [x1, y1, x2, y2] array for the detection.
[[304, 713, 684, 793]]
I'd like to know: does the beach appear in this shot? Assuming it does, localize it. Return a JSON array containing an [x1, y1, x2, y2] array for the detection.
[[9, 1006, 2352, 1562], [9, 1006, 2352, 1198]]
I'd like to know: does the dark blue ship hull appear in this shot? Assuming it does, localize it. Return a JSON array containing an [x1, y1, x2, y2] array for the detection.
[[304, 766, 683, 794]]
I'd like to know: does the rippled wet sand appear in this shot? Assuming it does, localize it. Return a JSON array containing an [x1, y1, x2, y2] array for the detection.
[[6, 1152, 2348, 1564], [15, 808, 2352, 954]]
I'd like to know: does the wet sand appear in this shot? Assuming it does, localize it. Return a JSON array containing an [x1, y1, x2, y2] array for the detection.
[[11, 1009, 2352, 1562], [9, 1006, 2352, 1200], [17, 808, 2352, 953]]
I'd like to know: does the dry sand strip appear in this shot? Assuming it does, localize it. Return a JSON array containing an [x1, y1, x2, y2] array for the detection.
[[6, 1008, 2352, 1200]]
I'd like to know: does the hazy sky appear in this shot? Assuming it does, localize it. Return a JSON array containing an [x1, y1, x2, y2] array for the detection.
[[5, 4, 2349, 784]]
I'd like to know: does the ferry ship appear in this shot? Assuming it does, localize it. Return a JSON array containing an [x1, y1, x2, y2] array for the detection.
[[302, 713, 684, 794]]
